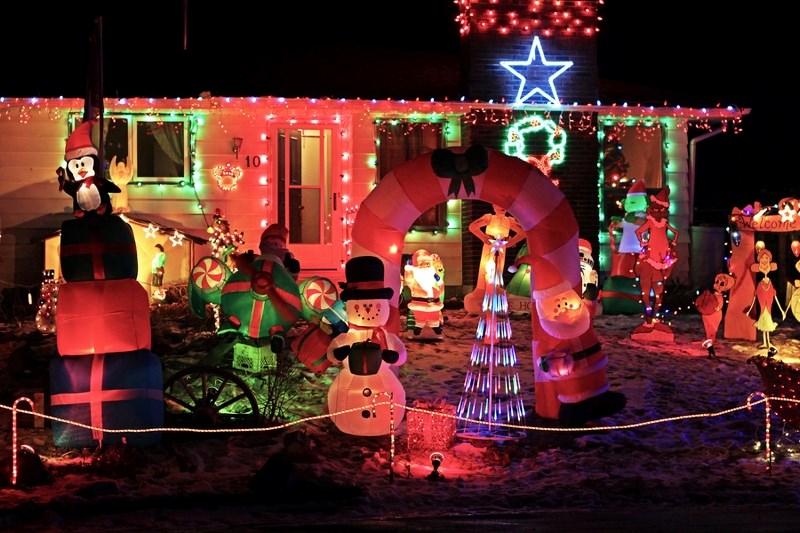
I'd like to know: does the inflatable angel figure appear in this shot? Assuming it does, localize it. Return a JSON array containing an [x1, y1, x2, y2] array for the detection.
[[745, 248, 787, 356], [694, 271, 737, 358], [403, 249, 445, 339], [108, 155, 133, 213], [326, 256, 407, 436], [463, 204, 525, 314]]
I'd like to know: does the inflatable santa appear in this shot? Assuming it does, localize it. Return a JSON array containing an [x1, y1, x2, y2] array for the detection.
[[531, 256, 626, 426], [403, 249, 445, 339]]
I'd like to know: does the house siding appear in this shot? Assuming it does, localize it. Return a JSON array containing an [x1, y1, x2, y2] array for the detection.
[[0, 92, 744, 316]]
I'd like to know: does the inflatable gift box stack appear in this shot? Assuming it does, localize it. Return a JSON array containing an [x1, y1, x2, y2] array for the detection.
[[50, 215, 163, 448]]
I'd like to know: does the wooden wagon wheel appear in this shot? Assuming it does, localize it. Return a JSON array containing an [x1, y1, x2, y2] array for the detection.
[[163, 365, 261, 429]]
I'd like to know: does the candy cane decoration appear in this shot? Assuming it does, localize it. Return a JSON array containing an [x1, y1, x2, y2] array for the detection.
[[371, 392, 396, 483], [11, 397, 35, 486], [351, 146, 600, 421], [747, 391, 773, 472], [352, 147, 579, 331]]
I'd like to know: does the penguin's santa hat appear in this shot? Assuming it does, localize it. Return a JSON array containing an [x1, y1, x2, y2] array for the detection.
[[65, 120, 98, 161]]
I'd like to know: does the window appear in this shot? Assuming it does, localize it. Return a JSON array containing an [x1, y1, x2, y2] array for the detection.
[[601, 124, 664, 228], [70, 114, 193, 185], [377, 121, 446, 231], [602, 124, 663, 188]]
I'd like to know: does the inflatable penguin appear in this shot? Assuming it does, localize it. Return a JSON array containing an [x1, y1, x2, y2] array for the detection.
[[58, 120, 121, 217]]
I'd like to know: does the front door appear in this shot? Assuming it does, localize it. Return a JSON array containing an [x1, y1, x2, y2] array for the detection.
[[271, 124, 341, 274]]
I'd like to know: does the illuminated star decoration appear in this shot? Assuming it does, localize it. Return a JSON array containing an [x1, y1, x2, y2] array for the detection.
[[489, 235, 509, 254], [779, 202, 796, 223], [169, 230, 185, 247], [500, 36, 573, 105], [144, 223, 159, 238]]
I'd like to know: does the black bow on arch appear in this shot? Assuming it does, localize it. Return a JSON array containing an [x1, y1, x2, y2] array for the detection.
[[430, 144, 489, 198]]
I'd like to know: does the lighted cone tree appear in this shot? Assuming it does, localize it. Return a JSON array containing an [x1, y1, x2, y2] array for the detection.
[[457, 237, 527, 441]]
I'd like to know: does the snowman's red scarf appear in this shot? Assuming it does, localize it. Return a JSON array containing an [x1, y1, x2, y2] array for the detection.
[[347, 324, 388, 351]]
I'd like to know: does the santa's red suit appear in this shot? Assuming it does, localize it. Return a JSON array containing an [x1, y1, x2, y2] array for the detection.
[[403, 249, 444, 335]]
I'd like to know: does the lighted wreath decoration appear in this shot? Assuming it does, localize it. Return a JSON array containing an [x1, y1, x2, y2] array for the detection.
[[213, 163, 244, 191], [503, 114, 567, 177]]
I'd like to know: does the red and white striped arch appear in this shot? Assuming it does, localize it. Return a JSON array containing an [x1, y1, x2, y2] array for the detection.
[[351, 147, 583, 345]]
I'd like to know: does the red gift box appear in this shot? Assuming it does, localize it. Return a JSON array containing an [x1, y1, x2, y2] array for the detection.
[[60, 215, 138, 282], [406, 399, 457, 456], [56, 278, 151, 355], [290, 323, 334, 374], [49, 350, 163, 448], [219, 257, 302, 339]]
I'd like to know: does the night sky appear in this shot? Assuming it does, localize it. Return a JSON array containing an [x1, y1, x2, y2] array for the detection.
[[1, 2, 788, 224]]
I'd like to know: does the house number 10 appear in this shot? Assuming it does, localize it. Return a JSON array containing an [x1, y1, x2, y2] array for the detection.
[[245, 155, 262, 168]]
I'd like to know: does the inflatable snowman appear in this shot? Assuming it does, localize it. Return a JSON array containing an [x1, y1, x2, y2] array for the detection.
[[326, 256, 407, 436]]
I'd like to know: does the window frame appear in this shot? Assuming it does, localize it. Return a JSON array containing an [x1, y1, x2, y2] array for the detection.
[[376, 120, 448, 232], [69, 113, 195, 186]]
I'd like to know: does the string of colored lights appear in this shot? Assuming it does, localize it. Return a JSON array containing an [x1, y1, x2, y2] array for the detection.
[[455, 0, 604, 37], [0, 97, 746, 135], [7, 393, 798, 485]]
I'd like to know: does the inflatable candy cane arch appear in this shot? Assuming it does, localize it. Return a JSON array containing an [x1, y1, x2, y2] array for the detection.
[[350, 145, 625, 424]]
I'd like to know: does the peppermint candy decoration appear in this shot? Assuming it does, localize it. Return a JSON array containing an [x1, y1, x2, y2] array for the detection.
[[303, 276, 338, 312], [192, 256, 227, 291]]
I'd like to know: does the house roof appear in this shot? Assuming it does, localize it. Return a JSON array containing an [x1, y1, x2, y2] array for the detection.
[[40, 214, 209, 246]]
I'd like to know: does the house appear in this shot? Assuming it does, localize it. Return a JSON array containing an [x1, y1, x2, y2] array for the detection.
[[0, 1, 748, 314]]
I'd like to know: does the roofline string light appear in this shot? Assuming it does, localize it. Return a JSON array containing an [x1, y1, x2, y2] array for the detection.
[[0, 97, 748, 138], [455, 0, 604, 37]]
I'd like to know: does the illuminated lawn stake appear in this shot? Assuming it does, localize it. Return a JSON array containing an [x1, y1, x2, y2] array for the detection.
[[11, 397, 34, 486]]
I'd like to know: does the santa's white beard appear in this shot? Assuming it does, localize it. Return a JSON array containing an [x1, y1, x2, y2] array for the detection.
[[536, 302, 591, 339], [411, 267, 437, 295]]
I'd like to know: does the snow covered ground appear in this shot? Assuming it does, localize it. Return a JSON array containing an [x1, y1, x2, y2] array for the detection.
[[2, 303, 800, 531]]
